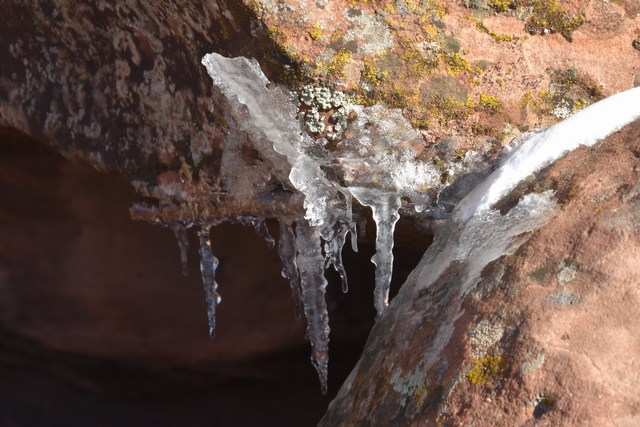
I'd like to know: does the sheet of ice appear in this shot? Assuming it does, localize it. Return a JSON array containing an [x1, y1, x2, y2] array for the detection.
[[458, 86, 640, 220], [295, 223, 330, 395], [202, 53, 338, 229], [399, 86, 640, 371]]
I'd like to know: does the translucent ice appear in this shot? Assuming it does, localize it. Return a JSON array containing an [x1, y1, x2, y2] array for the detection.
[[295, 222, 330, 395], [197, 224, 221, 338], [277, 220, 302, 318], [323, 220, 351, 293], [172, 223, 189, 276], [351, 188, 402, 315]]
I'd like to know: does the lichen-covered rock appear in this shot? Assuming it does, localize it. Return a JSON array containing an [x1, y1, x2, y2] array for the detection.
[[249, 0, 640, 150], [321, 119, 640, 426]]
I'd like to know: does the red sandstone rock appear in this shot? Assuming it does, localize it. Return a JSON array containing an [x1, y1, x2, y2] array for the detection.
[[321, 120, 640, 426]]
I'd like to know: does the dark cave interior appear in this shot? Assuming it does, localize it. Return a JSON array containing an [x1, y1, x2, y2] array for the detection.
[[0, 128, 432, 426]]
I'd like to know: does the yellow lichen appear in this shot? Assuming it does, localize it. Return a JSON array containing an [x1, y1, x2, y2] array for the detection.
[[472, 18, 517, 43], [317, 49, 353, 79], [488, 0, 514, 13], [572, 98, 588, 112], [442, 52, 471, 77], [330, 29, 344, 43], [479, 93, 502, 113], [361, 58, 388, 86], [467, 355, 507, 385], [308, 24, 323, 41], [524, 0, 584, 42]]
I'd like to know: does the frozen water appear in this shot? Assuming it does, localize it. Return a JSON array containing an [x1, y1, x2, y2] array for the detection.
[[197, 224, 221, 338], [295, 223, 330, 395], [323, 220, 351, 293], [252, 218, 276, 249], [351, 188, 402, 315], [125, 53, 640, 392], [458, 86, 640, 221], [172, 223, 189, 276], [277, 220, 302, 319]]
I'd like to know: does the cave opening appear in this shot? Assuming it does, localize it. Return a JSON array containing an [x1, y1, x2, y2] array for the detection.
[[0, 127, 433, 426]]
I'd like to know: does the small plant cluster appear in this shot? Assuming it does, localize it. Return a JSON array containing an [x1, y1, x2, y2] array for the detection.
[[296, 85, 355, 141]]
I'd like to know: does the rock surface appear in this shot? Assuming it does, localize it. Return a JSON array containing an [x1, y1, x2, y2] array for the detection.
[[1, 0, 639, 425], [321, 119, 640, 426]]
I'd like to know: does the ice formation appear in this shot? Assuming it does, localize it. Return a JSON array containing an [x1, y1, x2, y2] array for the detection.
[[403, 85, 640, 370], [132, 50, 640, 392], [198, 52, 454, 390], [197, 224, 221, 338]]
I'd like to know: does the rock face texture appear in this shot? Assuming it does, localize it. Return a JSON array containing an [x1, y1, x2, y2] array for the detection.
[[321, 120, 640, 426], [1, 0, 640, 425]]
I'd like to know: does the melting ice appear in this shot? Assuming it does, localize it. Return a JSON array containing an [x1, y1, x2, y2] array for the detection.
[[133, 51, 640, 393]]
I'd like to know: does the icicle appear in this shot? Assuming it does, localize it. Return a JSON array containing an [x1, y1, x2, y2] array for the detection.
[[349, 220, 359, 253], [197, 224, 221, 337], [343, 192, 359, 253], [172, 223, 189, 276], [253, 218, 276, 249], [351, 189, 402, 316], [324, 222, 350, 293], [370, 194, 401, 316], [277, 220, 303, 319], [295, 222, 330, 395]]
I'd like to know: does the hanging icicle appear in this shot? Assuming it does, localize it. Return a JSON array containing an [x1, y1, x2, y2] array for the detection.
[[295, 222, 330, 395], [253, 218, 276, 249], [197, 224, 221, 337], [324, 221, 351, 293], [277, 220, 303, 319], [351, 189, 402, 316], [172, 223, 190, 276]]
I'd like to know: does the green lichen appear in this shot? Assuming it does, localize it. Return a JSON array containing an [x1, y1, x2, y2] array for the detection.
[[529, 266, 550, 283], [427, 94, 473, 125], [467, 354, 507, 385], [519, 68, 603, 120], [524, 0, 584, 42], [403, 48, 439, 76]]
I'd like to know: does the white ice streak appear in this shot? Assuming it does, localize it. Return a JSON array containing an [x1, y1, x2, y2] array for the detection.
[[458, 86, 640, 221], [295, 223, 331, 395], [405, 85, 640, 373], [197, 224, 221, 337]]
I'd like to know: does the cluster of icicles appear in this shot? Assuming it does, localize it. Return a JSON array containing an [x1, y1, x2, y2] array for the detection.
[[140, 51, 640, 395], [165, 52, 453, 395]]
